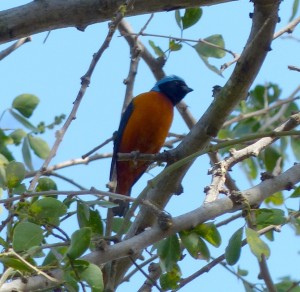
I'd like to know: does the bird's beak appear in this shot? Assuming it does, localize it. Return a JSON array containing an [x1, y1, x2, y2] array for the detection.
[[185, 86, 193, 93]]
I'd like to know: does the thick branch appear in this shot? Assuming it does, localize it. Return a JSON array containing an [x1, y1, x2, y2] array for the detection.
[[0, 0, 234, 45], [125, 0, 280, 245], [2, 162, 300, 291], [112, 0, 281, 284]]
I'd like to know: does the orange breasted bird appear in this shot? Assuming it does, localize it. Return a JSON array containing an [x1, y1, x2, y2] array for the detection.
[[110, 75, 193, 216]]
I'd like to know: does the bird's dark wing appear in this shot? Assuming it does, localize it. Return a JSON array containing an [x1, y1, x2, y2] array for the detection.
[[109, 101, 134, 180]]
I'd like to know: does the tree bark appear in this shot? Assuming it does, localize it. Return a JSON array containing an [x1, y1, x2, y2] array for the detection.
[[0, 0, 234, 45]]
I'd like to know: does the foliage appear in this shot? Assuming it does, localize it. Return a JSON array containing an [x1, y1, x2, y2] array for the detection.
[[0, 2, 300, 292]]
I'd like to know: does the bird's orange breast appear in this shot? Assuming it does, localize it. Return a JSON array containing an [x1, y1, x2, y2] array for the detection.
[[119, 92, 174, 154], [116, 91, 174, 196]]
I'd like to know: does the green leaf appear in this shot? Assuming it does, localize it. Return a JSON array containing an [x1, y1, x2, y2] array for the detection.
[[148, 40, 165, 58], [13, 183, 26, 195], [0, 165, 7, 188], [0, 256, 32, 272], [22, 136, 33, 171], [9, 109, 38, 132], [196, 237, 210, 260], [194, 223, 221, 247], [0, 129, 13, 147], [245, 228, 270, 261], [225, 227, 243, 265], [179, 230, 211, 260], [43, 246, 68, 266], [179, 231, 201, 259], [243, 281, 255, 292], [29, 197, 67, 225], [244, 157, 258, 180], [193, 34, 225, 75], [77, 201, 90, 223], [264, 192, 284, 206], [266, 83, 281, 103], [28, 134, 50, 159], [63, 269, 79, 292], [233, 117, 260, 137], [95, 200, 117, 208], [157, 235, 181, 272], [249, 83, 282, 109], [194, 34, 225, 59], [264, 230, 274, 241], [169, 39, 182, 51], [0, 236, 9, 249], [198, 55, 223, 75], [13, 222, 43, 252], [175, 10, 182, 29], [160, 264, 181, 290], [12, 94, 40, 118], [111, 217, 131, 234], [0, 130, 15, 162], [0, 154, 9, 166], [275, 279, 300, 292], [9, 129, 27, 146], [6, 161, 25, 189], [290, 186, 300, 198], [66, 227, 92, 260], [79, 262, 104, 291], [36, 177, 57, 192], [254, 208, 286, 227], [77, 202, 103, 236], [289, 0, 299, 21], [181, 8, 202, 29], [264, 147, 281, 172], [237, 266, 248, 276], [27, 246, 45, 258], [290, 211, 300, 235], [291, 136, 300, 160]]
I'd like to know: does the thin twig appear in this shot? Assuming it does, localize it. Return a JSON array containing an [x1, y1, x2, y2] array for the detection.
[[258, 254, 276, 292], [0, 268, 14, 290], [8, 249, 60, 283], [215, 212, 242, 228], [137, 262, 162, 292], [122, 255, 159, 283], [205, 114, 300, 203], [0, 188, 135, 205], [129, 256, 162, 292], [124, 32, 237, 57], [27, 2, 128, 192], [0, 213, 15, 233], [222, 15, 300, 71], [25, 152, 112, 179], [273, 16, 300, 39], [49, 172, 86, 190], [0, 36, 31, 60], [288, 65, 300, 72], [82, 136, 114, 159], [117, 129, 300, 163], [223, 87, 300, 127], [219, 261, 262, 291]]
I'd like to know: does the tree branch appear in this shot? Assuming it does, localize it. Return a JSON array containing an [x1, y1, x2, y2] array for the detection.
[[205, 112, 300, 203], [0, 0, 235, 45], [0, 36, 31, 60], [2, 161, 300, 291], [112, 0, 281, 284]]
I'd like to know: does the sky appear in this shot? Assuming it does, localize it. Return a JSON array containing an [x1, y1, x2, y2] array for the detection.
[[1, 0, 300, 291]]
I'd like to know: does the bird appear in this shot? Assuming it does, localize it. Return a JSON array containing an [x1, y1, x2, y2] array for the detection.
[[110, 75, 193, 216]]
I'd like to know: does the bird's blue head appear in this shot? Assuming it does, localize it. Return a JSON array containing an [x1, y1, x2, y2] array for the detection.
[[151, 75, 193, 105]]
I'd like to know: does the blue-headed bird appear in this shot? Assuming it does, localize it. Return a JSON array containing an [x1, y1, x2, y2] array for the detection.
[[110, 75, 193, 216]]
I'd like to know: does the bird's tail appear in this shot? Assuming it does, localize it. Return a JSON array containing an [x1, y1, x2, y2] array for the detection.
[[112, 199, 129, 217]]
